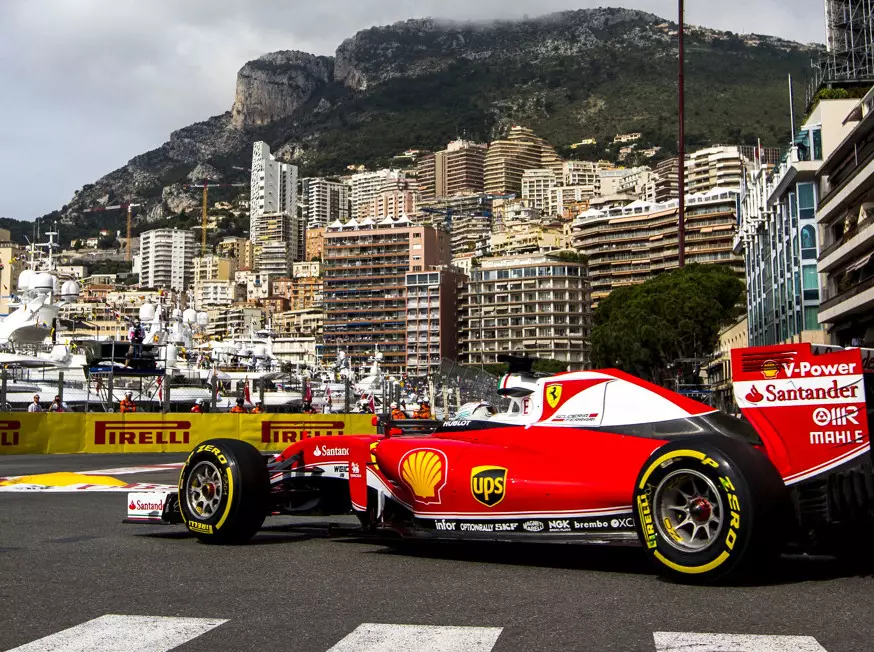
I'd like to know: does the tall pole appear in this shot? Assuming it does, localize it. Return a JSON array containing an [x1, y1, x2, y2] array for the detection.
[[677, 0, 686, 268], [788, 74, 796, 141], [126, 205, 132, 262]]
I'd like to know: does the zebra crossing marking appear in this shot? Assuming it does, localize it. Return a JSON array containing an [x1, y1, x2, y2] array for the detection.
[[4, 614, 227, 652], [326, 623, 504, 652], [653, 631, 828, 652]]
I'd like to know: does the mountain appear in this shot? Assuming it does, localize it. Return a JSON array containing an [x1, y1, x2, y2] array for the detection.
[[35, 7, 818, 237]]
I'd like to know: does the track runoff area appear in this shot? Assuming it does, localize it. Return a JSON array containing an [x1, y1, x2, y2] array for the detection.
[[0, 453, 872, 652]]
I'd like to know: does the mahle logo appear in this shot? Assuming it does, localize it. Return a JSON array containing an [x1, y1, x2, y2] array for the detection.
[[470, 465, 507, 507], [545, 384, 563, 409]]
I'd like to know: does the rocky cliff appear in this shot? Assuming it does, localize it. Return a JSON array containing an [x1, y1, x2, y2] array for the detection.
[[44, 8, 818, 236]]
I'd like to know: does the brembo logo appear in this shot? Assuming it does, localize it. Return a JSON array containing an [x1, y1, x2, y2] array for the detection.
[[261, 421, 346, 444], [0, 420, 22, 446], [94, 421, 191, 445]]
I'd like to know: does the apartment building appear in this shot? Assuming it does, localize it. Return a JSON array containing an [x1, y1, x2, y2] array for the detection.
[[217, 237, 254, 270], [206, 306, 263, 339], [484, 126, 562, 195], [193, 255, 236, 285], [816, 89, 874, 345], [250, 141, 297, 239], [491, 224, 567, 257], [193, 280, 244, 310], [685, 146, 745, 195], [350, 169, 404, 219], [521, 169, 557, 212], [738, 99, 857, 345], [444, 140, 487, 197], [654, 157, 680, 202], [460, 253, 590, 368], [306, 228, 325, 262], [405, 268, 464, 377], [302, 177, 349, 229], [138, 228, 196, 291], [252, 212, 302, 275], [0, 230, 25, 316], [573, 190, 743, 305], [321, 220, 450, 372], [363, 177, 418, 219]]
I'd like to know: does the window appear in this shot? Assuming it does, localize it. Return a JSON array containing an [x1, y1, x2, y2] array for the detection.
[[804, 306, 820, 330], [797, 183, 816, 220], [812, 128, 823, 161], [800, 225, 817, 260], [802, 265, 819, 300]]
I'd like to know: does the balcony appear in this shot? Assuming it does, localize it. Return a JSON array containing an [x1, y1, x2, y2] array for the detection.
[[819, 273, 874, 324]]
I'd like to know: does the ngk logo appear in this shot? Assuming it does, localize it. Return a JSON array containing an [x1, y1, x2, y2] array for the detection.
[[261, 421, 346, 444], [94, 421, 191, 445], [0, 420, 21, 446], [813, 406, 860, 427]]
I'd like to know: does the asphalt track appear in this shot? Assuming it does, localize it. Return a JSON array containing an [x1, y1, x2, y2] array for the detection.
[[2, 454, 874, 651]]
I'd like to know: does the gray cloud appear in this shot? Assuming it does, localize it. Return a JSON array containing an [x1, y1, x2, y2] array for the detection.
[[0, 0, 824, 220]]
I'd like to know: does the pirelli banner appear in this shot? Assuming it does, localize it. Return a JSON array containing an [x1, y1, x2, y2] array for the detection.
[[0, 413, 378, 455]]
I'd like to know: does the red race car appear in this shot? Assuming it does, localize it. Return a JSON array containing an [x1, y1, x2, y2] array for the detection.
[[128, 343, 874, 582]]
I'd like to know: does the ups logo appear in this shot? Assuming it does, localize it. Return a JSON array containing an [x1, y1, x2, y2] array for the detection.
[[471, 465, 507, 507]]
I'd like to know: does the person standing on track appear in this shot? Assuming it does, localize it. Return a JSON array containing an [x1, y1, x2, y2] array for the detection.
[[28, 394, 43, 412]]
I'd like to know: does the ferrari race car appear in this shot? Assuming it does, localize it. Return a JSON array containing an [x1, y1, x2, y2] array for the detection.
[[128, 344, 874, 582]]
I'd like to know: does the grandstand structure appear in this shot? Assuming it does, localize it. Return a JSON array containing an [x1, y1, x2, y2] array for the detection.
[[814, 0, 874, 93]]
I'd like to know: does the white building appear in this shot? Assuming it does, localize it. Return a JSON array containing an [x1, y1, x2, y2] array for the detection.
[[250, 141, 298, 242], [302, 177, 349, 229], [138, 228, 196, 291], [193, 280, 243, 310], [562, 161, 600, 188], [349, 169, 403, 219], [521, 169, 557, 213]]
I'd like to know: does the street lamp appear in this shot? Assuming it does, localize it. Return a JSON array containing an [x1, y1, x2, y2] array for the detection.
[[678, 0, 686, 268]]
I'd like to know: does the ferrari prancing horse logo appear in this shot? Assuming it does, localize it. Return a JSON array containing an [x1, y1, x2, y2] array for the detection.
[[545, 384, 563, 409]]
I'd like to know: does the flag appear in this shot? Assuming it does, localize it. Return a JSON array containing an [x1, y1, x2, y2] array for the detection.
[[157, 376, 163, 401], [368, 395, 375, 414], [326, 386, 332, 404], [243, 379, 251, 404], [304, 382, 312, 403]]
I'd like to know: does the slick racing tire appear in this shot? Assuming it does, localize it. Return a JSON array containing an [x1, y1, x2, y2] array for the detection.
[[632, 436, 788, 583], [179, 439, 269, 544]]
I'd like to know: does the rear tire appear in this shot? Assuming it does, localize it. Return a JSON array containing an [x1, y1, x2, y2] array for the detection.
[[632, 436, 789, 583], [179, 439, 269, 544]]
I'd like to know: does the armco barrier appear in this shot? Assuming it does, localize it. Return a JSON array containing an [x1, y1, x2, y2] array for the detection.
[[0, 413, 378, 455]]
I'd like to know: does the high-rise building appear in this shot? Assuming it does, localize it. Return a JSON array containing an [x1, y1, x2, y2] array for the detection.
[[306, 228, 325, 262], [460, 252, 590, 368], [738, 99, 858, 346], [573, 190, 743, 305], [444, 140, 487, 197], [684, 146, 745, 194], [193, 255, 236, 285], [250, 141, 298, 239], [138, 228, 196, 291], [363, 176, 419, 219], [562, 161, 600, 188], [350, 170, 404, 219], [217, 237, 254, 270], [653, 158, 680, 202], [321, 220, 450, 371], [521, 169, 557, 212], [484, 126, 562, 195], [252, 212, 302, 276], [302, 177, 349, 229], [406, 268, 465, 377]]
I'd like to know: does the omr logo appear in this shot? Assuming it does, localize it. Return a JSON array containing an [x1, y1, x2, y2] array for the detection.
[[94, 421, 191, 445], [0, 420, 21, 446], [261, 421, 346, 444]]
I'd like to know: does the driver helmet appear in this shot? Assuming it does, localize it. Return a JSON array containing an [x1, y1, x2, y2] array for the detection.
[[125, 391, 133, 398]]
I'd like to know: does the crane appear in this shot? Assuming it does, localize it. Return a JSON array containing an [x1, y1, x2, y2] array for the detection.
[[182, 180, 247, 256], [82, 203, 142, 261]]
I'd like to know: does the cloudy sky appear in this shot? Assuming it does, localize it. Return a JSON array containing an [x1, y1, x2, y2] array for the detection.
[[0, 0, 825, 221]]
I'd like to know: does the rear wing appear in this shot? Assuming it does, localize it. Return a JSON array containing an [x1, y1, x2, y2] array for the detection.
[[731, 343, 870, 484]]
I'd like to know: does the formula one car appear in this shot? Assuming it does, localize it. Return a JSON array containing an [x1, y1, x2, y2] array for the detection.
[[128, 344, 874, 582]]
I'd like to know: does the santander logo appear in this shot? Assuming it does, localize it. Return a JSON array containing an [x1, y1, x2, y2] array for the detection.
[[745, 386, 764, 403]]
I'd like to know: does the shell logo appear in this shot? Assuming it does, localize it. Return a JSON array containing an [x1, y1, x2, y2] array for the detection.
[[761, 360, 780, 379], [399, 449, 447, 504]]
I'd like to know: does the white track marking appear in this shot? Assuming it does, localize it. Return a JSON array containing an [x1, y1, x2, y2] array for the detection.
[[653, 631, 828, 651], [327, 624, 503, 652], [5, 614, 227, 651]]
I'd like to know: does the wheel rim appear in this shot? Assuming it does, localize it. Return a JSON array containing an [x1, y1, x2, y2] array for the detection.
[[653, 469, 724, 553], [186, 461, 224, 519]]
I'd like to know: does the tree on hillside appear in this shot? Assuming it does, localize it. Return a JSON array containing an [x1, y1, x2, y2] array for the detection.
[[590, 265, 744, 384]]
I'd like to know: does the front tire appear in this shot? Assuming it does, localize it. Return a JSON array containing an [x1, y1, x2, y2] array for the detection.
[[632, 436, 789, 583], [179, 439, 269, 544]]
